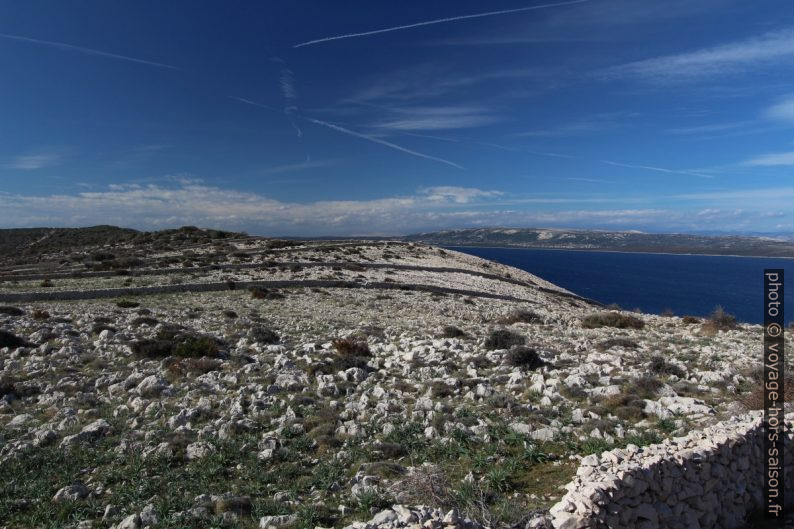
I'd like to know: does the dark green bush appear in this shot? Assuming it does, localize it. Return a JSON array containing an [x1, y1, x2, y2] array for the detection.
[[440, 325, 466, 338], [504, 346, 544, 370], [131, 339, 174, 358], [484, 329, 525, 350], [173, 336, 219, 358], [0, 306, 24, 316], [0, 330, 33, 349], [649, 355, 685, 378], [248, 327, 280, 344], [582, 312, 645, 329], [116, 300, 140, 309]]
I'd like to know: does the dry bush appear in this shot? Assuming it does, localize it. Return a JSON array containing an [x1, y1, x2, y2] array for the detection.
[[700, 306, 738, 335], [739, 369, 794, 410], [31, 309, 50, 320], [249, 286, 285, 300], [165, 357, 222, 377], [582, 312, 645, 330], [498, 310, 542, 325], [596, 338, 638, 352], [389, 464, 456, 511], [332, 338, 371, 357], [681, 316, 701, 324]]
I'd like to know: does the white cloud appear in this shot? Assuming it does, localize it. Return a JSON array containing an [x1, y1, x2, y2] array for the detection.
[[743, 151, 794, 166], [604, 28, 794, 80], [419, 186, 503, 204], [764, 95, 794, 121], [0, 180, 785, 235], [2, 152, 63, 170]]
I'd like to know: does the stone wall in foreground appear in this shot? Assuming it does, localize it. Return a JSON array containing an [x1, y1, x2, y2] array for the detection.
[[550, 411, 794, 529]]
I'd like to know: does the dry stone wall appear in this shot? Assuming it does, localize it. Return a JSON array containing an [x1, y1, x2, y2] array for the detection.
[[550, 411, 794, 529]]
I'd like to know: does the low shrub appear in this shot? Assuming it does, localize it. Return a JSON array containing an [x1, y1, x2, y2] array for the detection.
[[631, 375, 663, 399], [596, 338, 638, 351], [40, 279, 54, 288], [582, 312, 645, 329], [332, 338, 371, 357], [484, 329, 525, 350], [330, 355, 371, 373], [165, 357, 222, 376], [0, 306, 24, 316], [131, 316, 159, 327], [248, 327, 280, 345], [31, 309, 50, 320], [173, 336, 219, 358], [700, 306, 738, 334], [681, 315, 701, 324], [116, 300, 140, 309], [649, 355, 685, 378], [499, 310, 542, 324], [250, 286, 286, 300], [0, 375, 17, 398], [92, 323, 117, 334], [504, 346, 544, 370], [131, 339, 174, 358], [0, 330, 33, 349], [439, 325, 466, 339], [222, 310, 238, 319]]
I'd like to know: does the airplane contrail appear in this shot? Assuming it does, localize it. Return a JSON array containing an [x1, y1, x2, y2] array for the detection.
[[229, 96, 282, 113], [601, 160, 713, 178], [0, 33, 180, 70], [306, 117, 464, 169], [294, 0, 589, 48]]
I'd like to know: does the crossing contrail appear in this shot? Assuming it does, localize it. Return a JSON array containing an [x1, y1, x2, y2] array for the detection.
[[294, 0, 589, 48], [305, 117, 464, 169]]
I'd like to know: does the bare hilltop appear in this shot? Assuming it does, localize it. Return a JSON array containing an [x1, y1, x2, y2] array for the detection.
[[0, 226, 790, 529]]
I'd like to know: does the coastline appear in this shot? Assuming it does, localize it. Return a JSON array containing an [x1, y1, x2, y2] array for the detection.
[[441, 244, 794, 260]]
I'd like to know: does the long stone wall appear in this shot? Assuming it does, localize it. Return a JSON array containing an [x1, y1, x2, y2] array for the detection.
[[550, 411, 794, 529], [0, 279, 537, 304]]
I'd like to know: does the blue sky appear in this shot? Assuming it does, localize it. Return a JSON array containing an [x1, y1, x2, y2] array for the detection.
[[1, 0, 794, 236]]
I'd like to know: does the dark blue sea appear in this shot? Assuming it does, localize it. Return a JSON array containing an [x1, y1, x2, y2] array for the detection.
[[448, 246, 792, 325]]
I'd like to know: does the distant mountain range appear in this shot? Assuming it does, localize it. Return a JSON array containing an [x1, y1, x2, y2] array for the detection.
[[402, 227, 794, 258], [2, 225, 794, 259]]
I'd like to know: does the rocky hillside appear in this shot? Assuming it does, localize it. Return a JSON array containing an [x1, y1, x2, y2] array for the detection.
[[403, 227, 794, 257], [0, 231, 790, 529]]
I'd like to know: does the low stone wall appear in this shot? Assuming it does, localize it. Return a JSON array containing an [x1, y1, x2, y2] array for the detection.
[[0, 279, 536, 304], [550, 411, 794, 529]]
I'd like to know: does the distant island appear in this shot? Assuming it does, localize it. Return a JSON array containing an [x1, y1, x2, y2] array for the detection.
[[402, 227, 794, 258]]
